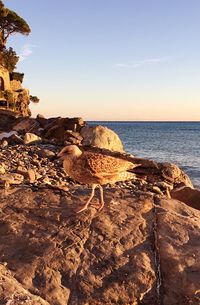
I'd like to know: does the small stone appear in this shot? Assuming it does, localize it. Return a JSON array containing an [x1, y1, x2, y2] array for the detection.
[[1, 140, 8, 148], [67, 137, 81, 145], [28, 169, 36, 183], [35, 172, 42, 180], [24, 133, 42, 145], [152, 186, 163, 196], [37, 149, 55, 158], [0, 173, 24, 185], [0, 165, 5, 175], [10, 134, 24, 144], [157, 181, 173, 190], [43, 177, 51, 184], [64, 130, 83, 141]]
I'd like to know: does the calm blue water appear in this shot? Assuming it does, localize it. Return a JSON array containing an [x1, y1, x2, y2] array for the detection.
[[89, 122, 200, 189]]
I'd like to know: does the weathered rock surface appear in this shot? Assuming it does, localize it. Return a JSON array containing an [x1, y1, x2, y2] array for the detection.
[[0, 111, 18, 131], [171, 186, 200, 210], [155, 197, 200, 305], [0, 131, 198, 304], [0, 116, 86, 145], [81, 125, 124, 152], [0, 172, 24, 186], [0, 264, 50, 305], [0, 187, 200, 305]]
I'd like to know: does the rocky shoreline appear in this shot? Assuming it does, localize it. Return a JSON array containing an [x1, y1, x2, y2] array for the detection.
[[0, 115, 200, 305]]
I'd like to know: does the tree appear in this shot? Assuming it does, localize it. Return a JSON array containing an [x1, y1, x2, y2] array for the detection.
[[0, 0, 31, 48], [30, 95, 40, 103], [0, 1, 30, 71], [0, 47, 19, 72]]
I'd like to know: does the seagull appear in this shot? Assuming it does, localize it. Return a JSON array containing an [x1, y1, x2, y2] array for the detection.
[[58, 145, 139, 213]]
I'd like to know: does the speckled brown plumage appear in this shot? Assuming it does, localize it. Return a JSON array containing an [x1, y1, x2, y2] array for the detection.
[[58, 145, 139, 212]]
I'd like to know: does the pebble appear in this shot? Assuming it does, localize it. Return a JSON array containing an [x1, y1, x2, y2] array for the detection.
[[0, 173, 24, 186], [28, 169, 36, 183], [0, 165, 5, 175]]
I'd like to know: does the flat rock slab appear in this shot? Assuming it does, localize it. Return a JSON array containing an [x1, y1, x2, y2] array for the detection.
[[0, 264, 50, 305], [0, 187, 199, 305], [156, 197, 200, 305]]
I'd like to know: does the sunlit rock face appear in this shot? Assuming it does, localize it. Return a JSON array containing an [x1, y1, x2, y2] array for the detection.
[[0, 187, 200, 305], [0, 65, 31, 117], [0, 66, 11, 89], [81, 125, 124, 152], [0, 123, 199, 304]]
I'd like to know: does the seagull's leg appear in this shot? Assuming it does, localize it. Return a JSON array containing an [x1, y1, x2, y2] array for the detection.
[[75, 184, 97, 213], [98, 185, 105, 211], [91, 185, 105, 210]]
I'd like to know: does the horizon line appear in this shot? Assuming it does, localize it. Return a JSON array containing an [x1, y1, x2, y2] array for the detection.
[[86, 120, 200, 122]]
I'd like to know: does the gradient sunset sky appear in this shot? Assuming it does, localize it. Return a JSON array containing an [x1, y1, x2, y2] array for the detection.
[[3, 0, 200, 120]]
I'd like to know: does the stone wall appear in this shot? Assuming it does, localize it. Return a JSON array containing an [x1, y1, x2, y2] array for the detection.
[[0, 65, 31, 117], [0, 65, 11, 93]]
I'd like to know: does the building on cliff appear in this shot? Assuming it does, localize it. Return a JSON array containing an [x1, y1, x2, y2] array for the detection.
[[0, 65, 31, 117]]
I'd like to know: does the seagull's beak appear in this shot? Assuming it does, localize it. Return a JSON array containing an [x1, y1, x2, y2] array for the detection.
[[57, 152, 65, 159]]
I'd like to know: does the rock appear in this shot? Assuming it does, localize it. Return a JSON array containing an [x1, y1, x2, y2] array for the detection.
[[0, 173, 24, 187], [37, 149, 56, 159], [43, 117, 86, 142], [133, 159, 193, 188], [0, 264, 50, 305], [81, 125, 124, 152], [152, 185, 163, 196], [13, 118, 40, 134], [64, 130, 83, 141], [27, 169, 36, 183], [155, 197, 200, 305], [24, 133, 42, 145], [0, 164, 5, 175], [36, 116, 85, 133], [9, 134, 24, 144], [0, 111, 17, 132], [14, 88, 32, 117], [0, 131, 18, 140], [171, 186, 200, 210], [0, 187, 200, 304], [65, 137, 80, 145], [0, 139, 8, 147], [16, 166, 28, 176], [44, 125, 66, 141], [160, 162, 193, 187], [156, 181, 173, 191]]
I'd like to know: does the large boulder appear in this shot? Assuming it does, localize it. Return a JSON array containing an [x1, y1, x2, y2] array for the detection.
[[81, 125, 124, 152], [131, 159, 193, 189], [0, 187, 200, 305], [171, 186, 200, 210], [13, 118, 40, 134], [0, 110, 18, 131], [156, 197, 200, 305], [42, 117, 85, 144]]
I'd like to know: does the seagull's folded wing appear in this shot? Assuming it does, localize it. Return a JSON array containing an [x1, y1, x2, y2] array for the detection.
[[80, 152, 136, 175]]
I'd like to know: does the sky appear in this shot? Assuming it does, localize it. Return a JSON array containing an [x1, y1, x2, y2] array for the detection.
[[3, 0, 200, 120]]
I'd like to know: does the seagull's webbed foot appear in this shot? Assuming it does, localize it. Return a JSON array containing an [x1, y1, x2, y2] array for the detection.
[[74, 204, 90, 213]]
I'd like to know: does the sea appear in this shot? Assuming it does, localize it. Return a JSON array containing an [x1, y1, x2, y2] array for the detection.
[[89, 121, 200, 189]]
